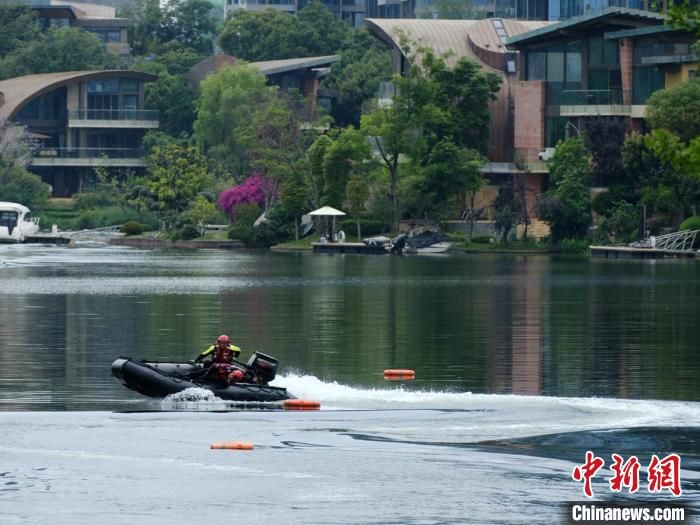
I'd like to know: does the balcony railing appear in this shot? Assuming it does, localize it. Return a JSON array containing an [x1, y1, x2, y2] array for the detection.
[[34, 147, 143, 159], [68, 109, 159, 121], [561, 89, 625, 106]]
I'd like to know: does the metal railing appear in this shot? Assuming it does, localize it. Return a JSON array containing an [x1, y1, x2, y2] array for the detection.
[[561, 89, 625, 106], [34, 147, 143, 159], [628, 230, 698, 251], [68, 109, 159, 121]]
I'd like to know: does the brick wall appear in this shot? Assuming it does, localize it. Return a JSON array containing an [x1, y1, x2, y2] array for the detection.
[[619, 38, 634, 105], [513, 80, 545, 162]]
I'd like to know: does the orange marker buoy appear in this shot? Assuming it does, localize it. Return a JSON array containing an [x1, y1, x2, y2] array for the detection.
[[210, 441, 254, 450], [383, 369, 416, 380], [283, 399, 321, 410]]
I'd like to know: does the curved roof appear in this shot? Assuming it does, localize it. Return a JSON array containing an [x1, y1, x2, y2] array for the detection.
[[0, 70, 157, 121], [365, 18, 551, 70]]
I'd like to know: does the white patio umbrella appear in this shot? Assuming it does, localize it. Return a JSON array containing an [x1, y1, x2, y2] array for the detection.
[[308, 206, 346, 241]]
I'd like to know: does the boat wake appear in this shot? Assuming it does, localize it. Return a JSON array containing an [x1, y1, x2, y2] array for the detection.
[[157, 372, 700, 441]]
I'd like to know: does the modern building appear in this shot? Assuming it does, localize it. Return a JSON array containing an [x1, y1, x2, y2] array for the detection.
[[223, 0, 366, 27], [2, 0, 132, 57], [188, 54, 341, 114], [0, 70, 159, 196], [366, 18, 553, 225], [365, 0, 685, 21], [506, 7, 699, 162]]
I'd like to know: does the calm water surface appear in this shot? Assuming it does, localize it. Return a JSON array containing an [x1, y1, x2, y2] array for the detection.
[[0, 244, 697, 409], [0, 244, 698, 524]]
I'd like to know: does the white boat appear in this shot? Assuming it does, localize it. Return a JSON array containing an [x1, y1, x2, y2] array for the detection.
[[0, 202, 40, 243], [405, 241, 453, 254]]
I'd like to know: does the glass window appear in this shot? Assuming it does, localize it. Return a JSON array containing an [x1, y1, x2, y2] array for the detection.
[[120, 79, 139, 93], [527, 51, 546, 80], [633, 66, 664, 104], [547, 52, 564, 82], [122, 94, 138, 110], [589, 36, 604, 65], [88, 79, 119, 93], [566, 52, 582, 83]]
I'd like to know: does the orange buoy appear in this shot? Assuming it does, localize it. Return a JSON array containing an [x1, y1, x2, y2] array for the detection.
[[283, 399, 321, 410], [383, 369, 416, 380], [210, 441, 254, 450]]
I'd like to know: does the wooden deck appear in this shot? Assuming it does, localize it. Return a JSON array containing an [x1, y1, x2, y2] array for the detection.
[[24, 235, 72, 245], [590, 245, 697, 259], [312, 242, 388, 254]]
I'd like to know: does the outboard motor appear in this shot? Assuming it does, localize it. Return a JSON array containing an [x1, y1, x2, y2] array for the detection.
[[245, 352, 279, 384]]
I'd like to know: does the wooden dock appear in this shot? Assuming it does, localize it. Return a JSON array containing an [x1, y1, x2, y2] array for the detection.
[[590, 245, 697, 259], [312, 242, 388, 254], [24, 234, 72, 245]]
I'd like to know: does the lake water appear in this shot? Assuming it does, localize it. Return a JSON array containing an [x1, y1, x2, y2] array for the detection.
[[0, 244, 698, 524]]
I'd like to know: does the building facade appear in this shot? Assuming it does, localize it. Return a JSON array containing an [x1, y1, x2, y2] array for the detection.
[[224, 0, 366, 27], [0, 71, 159, 196], [1, 0, 132, 57], [365, 0, 685, 21], [506, 8, 698, 162]]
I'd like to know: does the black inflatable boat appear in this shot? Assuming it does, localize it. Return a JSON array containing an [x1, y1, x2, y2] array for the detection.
[[111, 351, 294, 402]]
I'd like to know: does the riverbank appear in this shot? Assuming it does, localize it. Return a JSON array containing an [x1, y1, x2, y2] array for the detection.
[[112, 237, 244, 250]]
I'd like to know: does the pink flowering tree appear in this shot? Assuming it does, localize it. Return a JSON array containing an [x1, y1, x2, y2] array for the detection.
[[217, 172, 278, 221]]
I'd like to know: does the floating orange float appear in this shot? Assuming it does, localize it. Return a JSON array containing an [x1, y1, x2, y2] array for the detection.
[[283, 399, 321, 410], [383, 369, 416, 380], [210, 441, 254, 450]]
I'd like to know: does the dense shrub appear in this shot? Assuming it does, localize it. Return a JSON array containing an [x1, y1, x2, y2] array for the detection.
[[679, 216, 700, 231], [340, 219, 385, 236], [558, 238, 590, 254], [0, 164, 49, 211], [73, 206, 141, 230], [121, 221, 144, 236], [470, 235, 492, 244], [227, 203, 293, 247], [178, 224, 200, 240]]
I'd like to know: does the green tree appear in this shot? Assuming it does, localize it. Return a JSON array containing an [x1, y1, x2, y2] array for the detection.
[[0, 28, 118, 79], [668, 0, 700, 37], [418, 139, 484, 220], [346, 173, 370, 238], [0, 119, 48, 210], [138, 63, 197, 136], [194, 63, 276, 179], [218, 2, 348, 61], [146, 144, 211, 221], [361, 40, 499, 227], [646, 79, 700, 143], [581, 116, 627, 186], [159, 0, 216, 55], [642, 129, 700, 224], [322, 30, 392, 127], [153, 40, 206, 76], [537, 138, 592, 243], [186, 194, 220, 233], [0, 159, 49, 211], [307, 134, 333, 208], [280, 169, 311, 240], [121, 0, 163, 55], [322, 127, 371, 209], [123, 0, 215, 55], [0, 3, 39, 57]]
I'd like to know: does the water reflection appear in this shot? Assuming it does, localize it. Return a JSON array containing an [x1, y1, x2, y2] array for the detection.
[[0, 246, 698, 409]]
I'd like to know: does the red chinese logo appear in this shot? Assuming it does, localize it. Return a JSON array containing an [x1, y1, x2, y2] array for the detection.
[[572, 451, 606, 497], [648, 454, 682, 497], [573, 452, 682, 497], [609, 454, 640, 493]]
